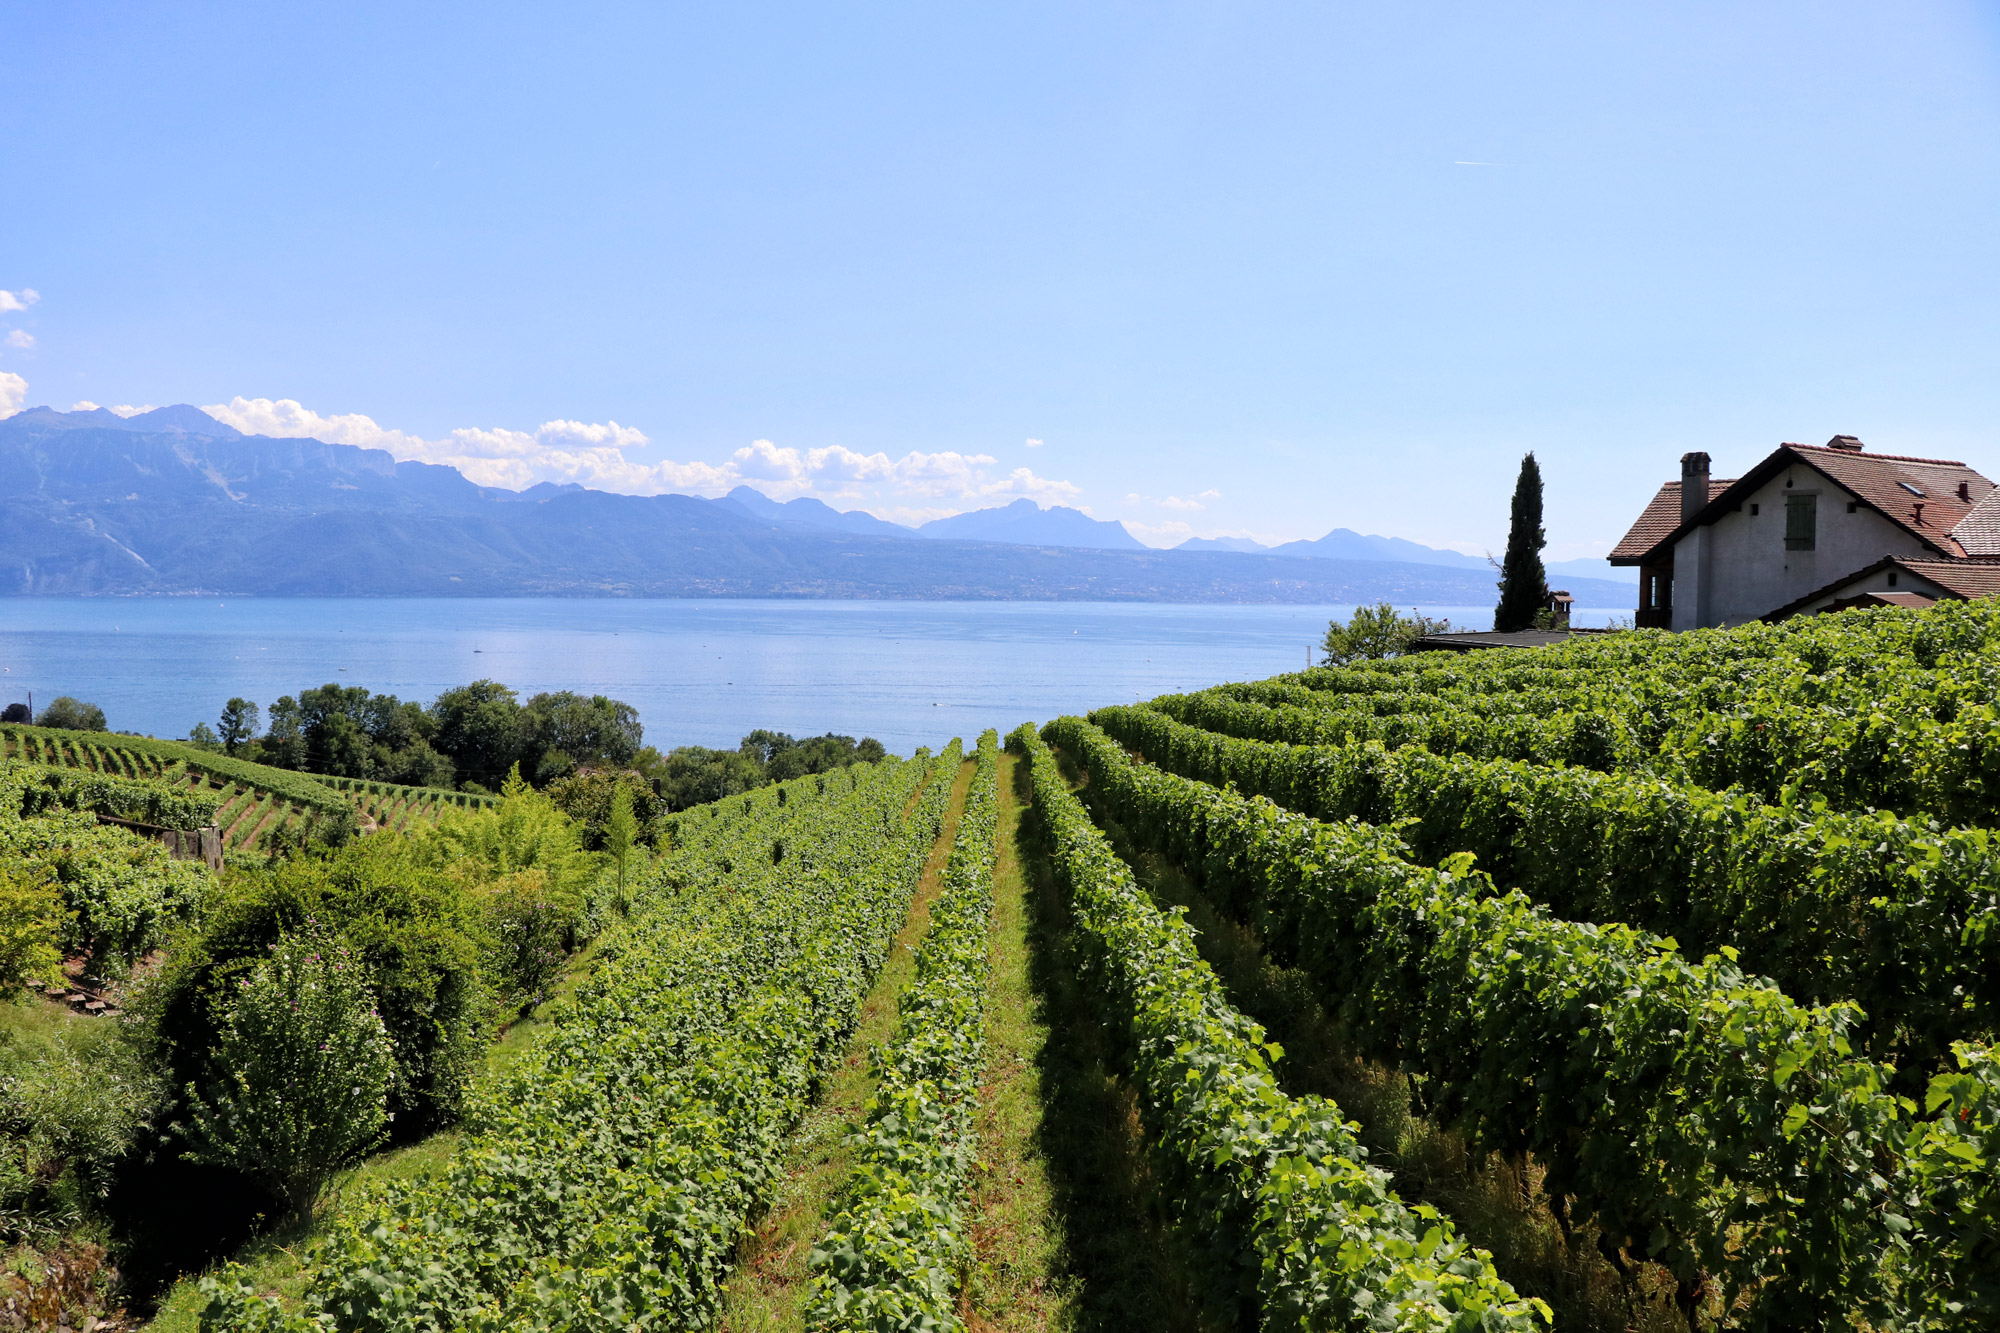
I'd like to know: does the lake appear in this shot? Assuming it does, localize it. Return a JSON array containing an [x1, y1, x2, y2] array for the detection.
[[0, 599, 1628, 754]]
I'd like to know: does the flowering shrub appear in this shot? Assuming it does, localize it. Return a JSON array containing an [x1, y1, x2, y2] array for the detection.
[[184, 923, 396, 1218]]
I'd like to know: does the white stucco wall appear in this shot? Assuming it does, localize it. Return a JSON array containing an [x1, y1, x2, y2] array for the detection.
[[1669, 462, 1935, 628]]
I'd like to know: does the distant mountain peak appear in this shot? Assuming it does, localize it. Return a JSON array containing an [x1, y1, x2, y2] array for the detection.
[[711, 486, 916, 539], [5, 403, 242, 438], [918, 499, 1143, 550]]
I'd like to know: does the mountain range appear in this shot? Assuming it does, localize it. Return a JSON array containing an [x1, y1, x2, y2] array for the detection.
[[0, 405, 1637, 606]]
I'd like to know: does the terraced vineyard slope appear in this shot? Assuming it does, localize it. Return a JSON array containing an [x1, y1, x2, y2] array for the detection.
[[0, 724, 490, 849]]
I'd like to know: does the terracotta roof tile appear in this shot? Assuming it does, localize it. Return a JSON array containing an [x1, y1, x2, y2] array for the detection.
[[1608, 479, 1735, 563], [1888, 557, 2000, 601], [1788, 445, 1992, 557]]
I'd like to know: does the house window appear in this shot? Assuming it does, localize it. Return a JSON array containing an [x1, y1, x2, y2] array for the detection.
[[1847, 501, 1858, 513], [1888, 569, 1899, 587], [1750, 503, 1759, 516], [1786, 493, 1817, 550]]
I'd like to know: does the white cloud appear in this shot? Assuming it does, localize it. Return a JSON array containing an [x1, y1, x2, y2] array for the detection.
[[1025, 437, 1044, 448], [0, 289, 38, 314], [1123, 518, 1198, 547], [70, 401, 157, 416], [0, 372, 26, 419], [1160, 488, 1220, 512], [2, 330, 33, 351], [198, 395, 1084, 516]]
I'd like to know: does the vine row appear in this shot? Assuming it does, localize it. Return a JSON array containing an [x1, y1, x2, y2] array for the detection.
[[807, 730, 1000, 1331], [1047, 713, 1962, 1327], [202, 744, 959, 1331], [1017, 723, 1546, 1332], [1093, 702, 2000, 1072]]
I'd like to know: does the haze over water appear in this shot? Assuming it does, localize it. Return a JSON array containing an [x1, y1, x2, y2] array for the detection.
[[0, 599, 1625, 754]]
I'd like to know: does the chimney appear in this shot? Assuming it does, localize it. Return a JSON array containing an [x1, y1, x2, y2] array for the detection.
[[1680, 452, 1711, 523], [1959, 481, 1971, 502], [1827, 435, 1864, 452]]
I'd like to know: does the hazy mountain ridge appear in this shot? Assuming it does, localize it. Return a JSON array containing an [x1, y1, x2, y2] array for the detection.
[[0, 407, 1638, 605]]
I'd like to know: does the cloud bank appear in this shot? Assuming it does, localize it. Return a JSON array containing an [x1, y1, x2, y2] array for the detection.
[[0, 289, 38, 314], [200, 396, 1079, 515], [71, 401, 158, 417], [0, 373, 25, 419]]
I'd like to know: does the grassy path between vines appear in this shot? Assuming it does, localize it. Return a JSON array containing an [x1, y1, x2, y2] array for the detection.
[[718, 754, 977, 1330], [977, 750, 1226, 1333]]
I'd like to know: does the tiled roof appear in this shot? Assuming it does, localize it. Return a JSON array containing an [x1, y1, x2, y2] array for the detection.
[[1789, 444, 1993, 556], [1614, 442, 1996, 565], [1764, 555, 2000, 622], [1951, 487, 2000, 556], [1891, 557, 2000, 601], [1607, 479, 1736, 563]]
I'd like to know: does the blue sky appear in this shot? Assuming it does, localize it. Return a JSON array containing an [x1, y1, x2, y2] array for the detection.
[[2, 1, 1997, 559]]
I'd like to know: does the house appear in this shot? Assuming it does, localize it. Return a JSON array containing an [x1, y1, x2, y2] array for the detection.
[[1608, 436, 2000, 628]]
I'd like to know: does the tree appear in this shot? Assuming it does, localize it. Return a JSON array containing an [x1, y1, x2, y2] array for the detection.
[[604, 782, 637, 902], [545, 767, 659, 850], [429, 681, 526, 791], [260, 696, 306, 770], [218, 698, 261, 756], [1494, 452, 1549, 633], [658, 746, 767, 811], [521, 692, 643, 778], [384, 738, 455, 789], [37, 697, 106, 732], [1319, 603, 1451, 666], [187, 722, 222, 751], [184, 924, 396, 1218]]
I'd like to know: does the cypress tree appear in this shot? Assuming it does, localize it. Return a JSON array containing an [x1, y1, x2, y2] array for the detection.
[[1493, 451, 1548, 632]]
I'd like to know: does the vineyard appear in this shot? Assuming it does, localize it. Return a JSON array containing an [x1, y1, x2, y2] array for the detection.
[[11, 603, 1998, 1332], [0, 724, 490, 850], [1054, 602, 2000, 1329]]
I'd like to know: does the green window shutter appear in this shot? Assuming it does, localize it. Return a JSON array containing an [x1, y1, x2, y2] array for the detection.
[[1785, 493, 1817, 550]]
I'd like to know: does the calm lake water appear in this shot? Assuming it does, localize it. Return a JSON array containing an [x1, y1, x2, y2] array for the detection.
[[0, 599, 1627, 754]]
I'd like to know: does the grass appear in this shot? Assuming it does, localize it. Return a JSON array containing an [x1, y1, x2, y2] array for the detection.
[[957, 749, 1065, 1330], [718, 755, 977, 1330], [1064, 758, 1691, 1333], [994, 750, 1229, 1333]]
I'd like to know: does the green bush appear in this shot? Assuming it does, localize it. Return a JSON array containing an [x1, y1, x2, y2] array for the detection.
[[1318, 602, 1451, 665], [544, 766, 658, 850], [0, 807, 211, 965], [149, 842, 489, 1137], [36, 699, 107, 733], [0, 1005, 164, 1229], [184, 925, 396, 1218], [0, 868, 67, 991]]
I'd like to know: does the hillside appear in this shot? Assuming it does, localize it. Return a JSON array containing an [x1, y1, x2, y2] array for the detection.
[[0, 408, 1639, 605]]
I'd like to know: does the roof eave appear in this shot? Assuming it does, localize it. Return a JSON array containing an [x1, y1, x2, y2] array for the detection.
[[1761, 555, 1935, 623]]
